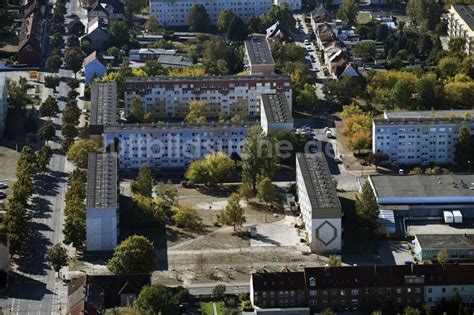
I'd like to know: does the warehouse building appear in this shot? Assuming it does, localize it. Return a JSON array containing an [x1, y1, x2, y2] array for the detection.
[[296, 153, 342, 253], [86, 153, 119, 252]]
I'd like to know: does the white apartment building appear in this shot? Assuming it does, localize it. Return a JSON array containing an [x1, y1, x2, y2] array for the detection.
[[124, 75, 292, 119], [0, 75, 7, 137], [149, 0, 301, 27], [448, 5, 474, 56], [373, 110, 474, 166], [86, 153, 118, 252], [296, 153, 342, 253], [425, 284, 474, 307], [260, 93, 293, 134], [102, 122, 251, 170]]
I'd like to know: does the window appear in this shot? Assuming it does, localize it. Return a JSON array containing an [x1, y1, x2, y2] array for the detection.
[[396, 288, 402, 294], [351, 289, 359, 296], [415, 288, 421, 293], [310, 290, 317, 297], [309, 277, 316, 287], [310, 300, 317, 306], [428, 288, 432, 293]]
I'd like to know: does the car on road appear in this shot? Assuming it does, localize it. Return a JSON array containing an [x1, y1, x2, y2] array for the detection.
[[0, 182, 7, 189], [0, 192, 6, 199]]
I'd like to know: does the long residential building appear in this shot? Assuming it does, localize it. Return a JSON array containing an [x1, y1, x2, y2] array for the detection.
[[124, 75, 292, 119], [295, 153, 342, 253], [103, 122, 252, 170], [149, 0, 301, 27], [260, 93, 293, 134], [244, 34, 275, 75], [0, 75, 7, 137], [372, 110, 474, 166], [448, 5, 474, 56], [250, 264, 474, 313], [86, 153, 119, 252]]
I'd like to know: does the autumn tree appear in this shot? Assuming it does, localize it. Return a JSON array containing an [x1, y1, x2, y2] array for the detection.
[[217, 9, 236, 32], [131, 165, 154, 197], [145, 16, 160, 34], [185, 152, 235, 186], [220, 193, 245, 231], [38, 120, 56, 141], [172, 204, 202, 229], [66, 139, 101, 169], [355, 181, 379, 232], [185, 100, 210, 123], [437, 248, 448, 264], [37, 145, 53, 172], [327, 255, 342, 267], [107, 235, 157, 274], [257, 177, 276, 207], [129, 95, 145, 122]]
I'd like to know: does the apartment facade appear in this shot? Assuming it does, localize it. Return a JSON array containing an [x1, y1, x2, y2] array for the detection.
[[86, 153, 119, 252], [296, 153, 342, 253], [149, 0, 272, 27], [124, 75, 291, 119], [372, 110, 474, 166], [448, 5, 474, 56], [251, 264, 474, 313], [102, 122, 251, 170], [0, 75, 7, 137]]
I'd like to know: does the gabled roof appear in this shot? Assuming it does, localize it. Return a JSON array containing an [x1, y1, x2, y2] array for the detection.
[[18, 2, 45, 51], [252, 271, 306, 291], [266, 21, 293, 43], [88, 0, 124, 15], [84, 51, 105, 66], [311, 7, 332, 24]]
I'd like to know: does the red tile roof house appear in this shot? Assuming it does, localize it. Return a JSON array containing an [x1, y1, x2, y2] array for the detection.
[[17, 1, 46, 66], [67, 274, 150, 314]]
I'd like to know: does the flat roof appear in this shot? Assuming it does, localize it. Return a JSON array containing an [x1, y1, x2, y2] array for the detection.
[[296, 153, 341, 218], [86, 153, 118, 209], [374, 117, 474, 126], [416, 234, 474, 250], [452, 5, 474, 31], [244, 34, 275, 66], [261, 93, 293, 124], [124, 74, 289, 83], [90, 82, 118, 126], [369, 174, 474, 204], [104, 121, 255, 132], [384, 110, 474, 120]]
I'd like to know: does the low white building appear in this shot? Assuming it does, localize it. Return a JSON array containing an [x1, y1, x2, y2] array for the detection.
[[86, 153, 119, 252], [373, 110, 474, 166], [0, 74, 7, 137], [296, 153, 342, 253], [103, 122, 252, 170], [260, 93, 293, 134]]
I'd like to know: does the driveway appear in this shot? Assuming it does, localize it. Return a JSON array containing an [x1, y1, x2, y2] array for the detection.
[[376, 241, 413, 265], [250, 216, 300, 247]]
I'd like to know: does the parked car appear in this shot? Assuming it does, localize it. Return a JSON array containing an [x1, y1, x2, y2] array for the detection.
[[0, 182, 7, 189], [0, 192, 6, 199]]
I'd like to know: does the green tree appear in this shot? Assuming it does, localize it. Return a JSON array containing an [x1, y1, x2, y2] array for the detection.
[[37, 145, 53, 172], [17, 146, 38, 179], [327, 255, 342, 267], [257, 177, 275, 207], [337, 0, 358, 25], [220, 193, 245, 231], [131, 165, 154, 197], [132, 193, 166, 223], [416, 73, 440, 110], [247, 16, 265, 34], [109, 20, 130, 49], [67, 34, 80, 47], [355, 181, 379, 232], [213, 284, 226, 299], [323, 77, 361, 105], [38, 120, 56, 141], [45, 243, 69, 276], [39, 95, 59, 118], [44, 75, 60, 92], [67, 78, 80, 90], [296, 83, 318, 112], [352, 41, 376, 61], [185, 152, 235, 186], [130, 95, 145, 122], [64, 47, 84, 76], [45, 51, 62, 72], [63, 215, 86, 251], [454, 126, 474, 167], [321, 309, 336, 315], [121, 0, 147, 17], [265, 3, 295, 30], [172, 204, 202, 229], [227, 16, 247, 42], [238, 181, 253, 201], [8, 77, 30, 112], [217, 9, 236, 32], [5, 199, 30, 255], [107, 235, 157, 274], [143, 60, 167, 76], [67, 18, 84, 36], [66, 139, 101, 168], [437, 248, 449, 264], [187, 4, 210, 32], [154, 181, 178, 207], [407, 0, 442, 31], [61, 124, 79, 141], [437, 56, 462, 79], [185, 100, 209, 122], [137, 285, 177, 314], [242, 125, 278, 191], [63, 100, 81, 125], [448, 36, 466, 54], [403, 306, 421, 315], [390, 79, 412, 109], [145, 15, 160, 34]]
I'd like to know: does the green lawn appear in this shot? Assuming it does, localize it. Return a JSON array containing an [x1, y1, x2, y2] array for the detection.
[[200, 302, 224, 315]]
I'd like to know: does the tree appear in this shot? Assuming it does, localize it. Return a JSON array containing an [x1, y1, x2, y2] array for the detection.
[[38, 120, 56, 141], [247, 16, 265, 34], [355, 181, 379, 232], [296, 83, 318, 112], [213, 284, 226, 299], [37, 145, 53, 172], [416, 73, 441, 110], [390, 79, 412, 109], [131, 165, 154, 197], [63, 102, 81, 125], [448, 36, 466, 54], [257, 177, 275, 207], [67, 34, 80, 47], [220, 193, 245, 231], [217, 9, 236, 32], [366, 152, 389, 171], [137, 285, 178, 314], [5, 199, 30, 255], [185, 100, 209, 122], [437, 249, 449, 264], [63, 215, 86, 251], [145, 16, 160, 34], [154, 181, 178, 207], [66, 139, 101, 168], [8, 77, 30, 112], [242, 125, 278, 191], [68, 89, 80, 100], [67, 18, 85, 36], [17, 146, 38, 179], [185, 152, 235, 186], [187, 4, 210, 32], [67, 78, 80, 90], [142, 60, 167, 76], [337, 0, 358, 25], [327, 255, 342, 267], [107, 235, 156, 274], [44, 75, 60, 92], [352, 41, 376, 61], [323, 77, 361, 105], [227, 16, 247, 42], [45, 243, 68, 276], [403, 306, 421, 315], [64, 47, 84, 76], [321, 309, 336, 315], [39, 95, 59, 118], [121, 0, 147, 17], [454, 126, 474, 167], [265, 3, 295, 30], [133, 194, 166, 223], [45, 52, 62, 72], [109, 21, 130, 49], [129, 95, 145, 122], [407, 0, 441, 31], [238, 181, 253, 201], [172, 204, 202, 229], [437, 56, 462, 79]]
